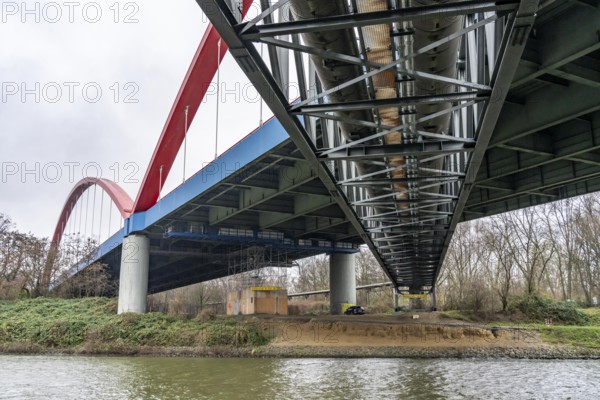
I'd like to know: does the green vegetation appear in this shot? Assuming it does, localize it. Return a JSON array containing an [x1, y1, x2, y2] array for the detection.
[[438, 298, 600, 349], [582, 308, 600, 325], [539, 308, 600, 349], [541, 326, 600, 349], [1, 297, 599, 354], [508, 295, 590, 325], [0, 297, 269, 353], [440, 296, 594, 324]]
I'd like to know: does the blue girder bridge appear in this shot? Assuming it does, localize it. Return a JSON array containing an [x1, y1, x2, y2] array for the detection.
[[72, 117, 363, 294]]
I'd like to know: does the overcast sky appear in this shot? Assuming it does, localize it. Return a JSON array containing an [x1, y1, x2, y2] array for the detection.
[[0, 1, 276, 239]]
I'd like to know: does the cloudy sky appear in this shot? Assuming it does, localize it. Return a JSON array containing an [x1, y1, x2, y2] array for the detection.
[[0, 1, 276, 239]]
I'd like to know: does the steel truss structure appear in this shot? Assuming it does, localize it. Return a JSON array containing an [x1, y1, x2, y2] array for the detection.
[[227, 245, 291, 290], [197, 0, 538, 293]]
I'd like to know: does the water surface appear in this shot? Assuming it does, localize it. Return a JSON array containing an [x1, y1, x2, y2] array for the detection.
[[1, 356, 597, 399]]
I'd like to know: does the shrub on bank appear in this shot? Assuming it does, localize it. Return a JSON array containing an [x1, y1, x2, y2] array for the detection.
[[582, 308, 600, 326], [509, 295, 590, 325]]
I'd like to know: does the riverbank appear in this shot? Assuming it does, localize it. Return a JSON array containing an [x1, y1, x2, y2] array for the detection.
[[1, 298, 599, 359], [3, 342, 599, 359]]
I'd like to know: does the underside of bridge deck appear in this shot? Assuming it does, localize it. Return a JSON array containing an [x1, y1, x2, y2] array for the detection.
[[197, 0, 544, 293], [465, 1, 600, 219]]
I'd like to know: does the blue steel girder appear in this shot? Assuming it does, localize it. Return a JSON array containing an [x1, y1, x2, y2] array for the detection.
[[207, 160, 316, 225], [196, 0, 539, 292]]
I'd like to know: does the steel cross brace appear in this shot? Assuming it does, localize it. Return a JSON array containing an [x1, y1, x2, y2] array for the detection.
[[319, 141, 475, 160]]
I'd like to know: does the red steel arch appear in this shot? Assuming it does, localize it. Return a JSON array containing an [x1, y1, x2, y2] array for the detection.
[[133, 0, 253, 212], [51, 177, 133, 245], [52, 1, 253, 242]]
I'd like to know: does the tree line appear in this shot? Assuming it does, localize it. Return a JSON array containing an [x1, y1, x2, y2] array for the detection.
[[0, 213, 113, 300], [438, 194, 600, 311], [2, 193, 600, 313], [0, 214, 50, 298]]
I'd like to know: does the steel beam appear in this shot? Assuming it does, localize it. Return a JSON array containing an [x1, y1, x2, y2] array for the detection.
[[241, 0, 518, 39], [511, 5, 600, 88], [208, 162, 315, 225], [464, 175, 600, 220], [303, 216, 348, 236], [491, 84, 600, 147], [293, 92, 486, 114], [319, 141, 474, 160], [340, 176, 462, 186], [481, 121, 600, 183], [260, 37, 381, 70], [468, 160, 600, 210], [259, 194, 334, 228], [547, 61, 600, 89]]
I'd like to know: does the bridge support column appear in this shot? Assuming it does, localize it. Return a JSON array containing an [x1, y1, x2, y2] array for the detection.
[[329, 253, 356, 314], [408, 288, 424, 311], [117, 234, 150, 314]]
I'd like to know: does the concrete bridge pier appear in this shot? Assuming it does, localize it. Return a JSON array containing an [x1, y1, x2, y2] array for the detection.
[[117, 234, 150, 314], [329, 253, 356, 314]]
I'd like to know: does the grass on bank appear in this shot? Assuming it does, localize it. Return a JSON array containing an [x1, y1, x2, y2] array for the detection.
[[540, 325, 600, 349], [0, 297, 269, 351], [539, 308, 600, 349], [440, 300, 600, 349]]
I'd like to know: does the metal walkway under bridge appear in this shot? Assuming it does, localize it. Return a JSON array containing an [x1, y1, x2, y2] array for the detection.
[[49, 0, 600, 301]]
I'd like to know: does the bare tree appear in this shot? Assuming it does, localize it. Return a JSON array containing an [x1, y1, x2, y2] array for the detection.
[[58, 262, 116, 298], [0, 214, 54, 298], [483, 217, 515, 311], [544, 200, 581, 300], [291, 254, 329, 292], [572, 195, 600, 304], [501, 208, 554, 296], [439, 221, 492, 310], [355, 247, 388, 286]]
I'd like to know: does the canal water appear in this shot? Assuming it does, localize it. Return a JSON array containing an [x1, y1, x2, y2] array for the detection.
[[1, 356, 598, 399]]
